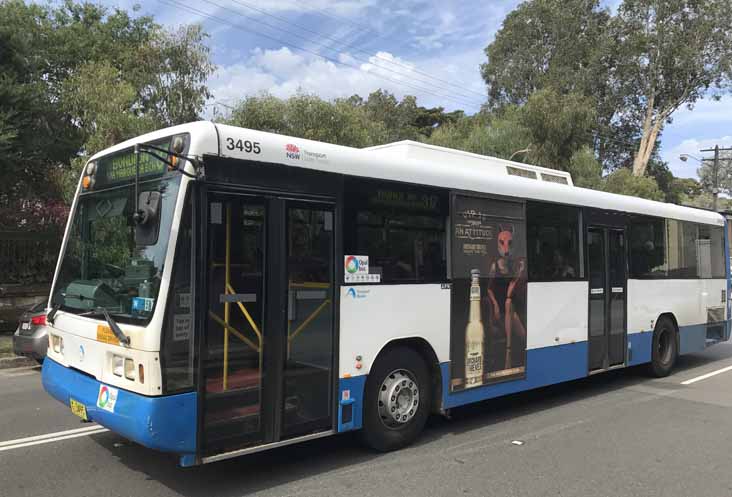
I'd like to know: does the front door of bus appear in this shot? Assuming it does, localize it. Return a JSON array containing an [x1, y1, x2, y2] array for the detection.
[[202, 191, 335, 455], [587, 227, 626, 371]]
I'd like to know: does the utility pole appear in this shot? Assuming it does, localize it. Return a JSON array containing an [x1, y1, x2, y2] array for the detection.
[[700, 145, 732, 211]]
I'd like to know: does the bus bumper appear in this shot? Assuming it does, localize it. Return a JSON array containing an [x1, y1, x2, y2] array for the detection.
[[42, 358, 197, 459]]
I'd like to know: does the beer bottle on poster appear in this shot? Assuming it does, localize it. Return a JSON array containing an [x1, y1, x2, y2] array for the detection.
[[464, 269, 485, 387]]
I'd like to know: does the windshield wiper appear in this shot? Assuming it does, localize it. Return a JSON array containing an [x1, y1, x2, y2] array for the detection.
[[82, 307, 131, 346], [47, 303, 61, 324]]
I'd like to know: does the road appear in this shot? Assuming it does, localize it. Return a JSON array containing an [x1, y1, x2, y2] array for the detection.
[[2, 345, 732, 497]]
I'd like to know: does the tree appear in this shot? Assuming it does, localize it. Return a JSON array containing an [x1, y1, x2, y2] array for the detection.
[[481, 0, 732, 176], [602, 168, 664, 200], [225, 90, 465, 148], [480, 0, 626, 167], [226, 92, 389, 148], [518, 89, 596, 169], [480, 0, 611, 107], [568, 146, 603, 189], [0, 0, 215, 222], [426, 111, 534, 160], [136, 24, 215, 126], [0, 2, 81, 208], [614, 1, 732, 176]]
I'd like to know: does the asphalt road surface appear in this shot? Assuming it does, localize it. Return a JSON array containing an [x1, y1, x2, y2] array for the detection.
[[3, 345, 732, 497]]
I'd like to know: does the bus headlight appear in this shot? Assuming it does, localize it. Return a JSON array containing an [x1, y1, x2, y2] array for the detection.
[[113, 355, 123, 377], [124, 358, 135, 380]]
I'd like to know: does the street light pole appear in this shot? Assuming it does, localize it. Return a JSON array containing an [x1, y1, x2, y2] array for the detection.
[[700, 145, 732, 211]]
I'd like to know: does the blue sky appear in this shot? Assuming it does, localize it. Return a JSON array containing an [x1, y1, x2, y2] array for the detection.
[[76, 1, 732, 178]]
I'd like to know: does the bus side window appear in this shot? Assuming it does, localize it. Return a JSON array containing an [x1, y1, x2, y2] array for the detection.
[[629, 217, 667, 278], [343, 178, 448, 284], [526, 201, 582, 282]]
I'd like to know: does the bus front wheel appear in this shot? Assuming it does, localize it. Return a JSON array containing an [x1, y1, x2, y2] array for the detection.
[[361, 346, 431, 452], [648, 316, 678, 377]]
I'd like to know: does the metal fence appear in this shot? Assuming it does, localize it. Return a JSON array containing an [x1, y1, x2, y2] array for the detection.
[[0, 231, 61, 285]]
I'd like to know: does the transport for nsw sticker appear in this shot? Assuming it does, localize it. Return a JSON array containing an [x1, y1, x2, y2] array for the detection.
[[97, 384, 119, 413]]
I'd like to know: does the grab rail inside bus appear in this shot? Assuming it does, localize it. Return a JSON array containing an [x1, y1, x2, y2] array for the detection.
[[209, 202, 333, 391]]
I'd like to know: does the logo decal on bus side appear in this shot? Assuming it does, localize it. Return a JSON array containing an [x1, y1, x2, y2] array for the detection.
[[97, 384, 119, 413], [345, 287, 369, 299], [286, 143, 300, 160], [285, 143, 328, 163]]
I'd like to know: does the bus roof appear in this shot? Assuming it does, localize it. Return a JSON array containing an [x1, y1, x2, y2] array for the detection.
[[90, 121, 724, 227]]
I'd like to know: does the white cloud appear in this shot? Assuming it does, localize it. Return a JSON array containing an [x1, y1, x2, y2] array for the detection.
[[666, 96, 732, 129], [207, 46, 487, 115]]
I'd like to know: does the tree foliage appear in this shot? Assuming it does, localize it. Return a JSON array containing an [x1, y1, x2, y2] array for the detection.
[[481, 0, 732, 176], [225, 90, 461, 148], [602, 168, 664, 200], [614, 0, 732, 176], [0, 0, 214, 228]]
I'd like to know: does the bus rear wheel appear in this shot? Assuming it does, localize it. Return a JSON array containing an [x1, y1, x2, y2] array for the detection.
[[361, 346, 431, 452], [648, 316, 677, 377]]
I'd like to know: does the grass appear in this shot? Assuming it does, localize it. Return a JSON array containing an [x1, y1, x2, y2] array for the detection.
[[0, 335, 14, 358]]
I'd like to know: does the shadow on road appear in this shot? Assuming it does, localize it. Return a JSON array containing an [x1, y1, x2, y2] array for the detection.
[[88, 343, 732, 497]]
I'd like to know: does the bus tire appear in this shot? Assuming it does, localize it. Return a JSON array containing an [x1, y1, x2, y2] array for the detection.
[[648, 316, 677, 377], [361, 346, 431, 452]]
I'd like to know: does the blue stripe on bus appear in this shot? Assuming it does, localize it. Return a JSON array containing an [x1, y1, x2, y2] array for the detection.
[[678, 323, 709, 355], [628, 331, 652, 366], [337, 375, 366, 432], [442, 322, 729, 411], [442, 341, 588, 410], [42, 358, 197, 457]]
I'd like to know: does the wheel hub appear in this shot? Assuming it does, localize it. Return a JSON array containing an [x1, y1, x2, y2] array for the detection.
[[378, 369, 419, 428]]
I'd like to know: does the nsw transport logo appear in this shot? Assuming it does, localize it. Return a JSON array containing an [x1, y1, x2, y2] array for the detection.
[[285, 143, 300, 160]]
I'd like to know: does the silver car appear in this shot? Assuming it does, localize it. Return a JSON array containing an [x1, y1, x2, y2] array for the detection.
[[12, 302, 48, 363]]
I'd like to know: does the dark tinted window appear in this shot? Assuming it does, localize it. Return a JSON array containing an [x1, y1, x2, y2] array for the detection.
[[344, 179, 447, 283], [526, 201, 582, 281], [629, 217, 666, 277]]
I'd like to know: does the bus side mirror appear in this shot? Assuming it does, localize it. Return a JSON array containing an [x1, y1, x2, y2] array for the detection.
[[134, 191, 161, 246]]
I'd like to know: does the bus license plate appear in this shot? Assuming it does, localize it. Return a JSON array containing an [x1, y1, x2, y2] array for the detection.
[[69, 399, 88, 421]]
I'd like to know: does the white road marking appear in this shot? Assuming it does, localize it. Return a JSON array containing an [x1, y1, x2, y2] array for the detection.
[[681, 364, 732, 385], [0, 425, 109, 453]]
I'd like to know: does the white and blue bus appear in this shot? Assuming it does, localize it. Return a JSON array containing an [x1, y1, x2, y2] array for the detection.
[[42, 122, 731, 466]]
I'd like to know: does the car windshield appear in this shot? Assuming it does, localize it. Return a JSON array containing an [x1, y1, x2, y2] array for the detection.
[[52, 175, 181, 324]]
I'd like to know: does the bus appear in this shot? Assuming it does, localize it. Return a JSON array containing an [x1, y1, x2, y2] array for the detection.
[[41, 122, 731, 466]]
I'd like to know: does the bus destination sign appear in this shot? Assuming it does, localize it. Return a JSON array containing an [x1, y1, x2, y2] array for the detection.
[[95, 139, 171, 187]]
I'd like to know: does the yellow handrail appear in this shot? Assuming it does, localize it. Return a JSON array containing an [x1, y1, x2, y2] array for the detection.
[[289, 281, 331, 289], [289, 299, 331, 343], [226, 283, 262, 344], [208, 311, 259, 353]]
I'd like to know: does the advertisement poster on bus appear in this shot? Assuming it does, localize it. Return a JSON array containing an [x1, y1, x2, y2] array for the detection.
[[449, 194, 527, 392]]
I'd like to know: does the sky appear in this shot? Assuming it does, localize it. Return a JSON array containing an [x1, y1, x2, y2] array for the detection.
[[79, 0, 732, 179]]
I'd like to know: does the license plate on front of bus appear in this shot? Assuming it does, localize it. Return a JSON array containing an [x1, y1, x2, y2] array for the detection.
[[69, 398, 88, 421]]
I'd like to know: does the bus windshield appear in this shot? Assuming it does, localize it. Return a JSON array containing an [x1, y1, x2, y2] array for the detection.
[[52, 175, 181, 324]]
